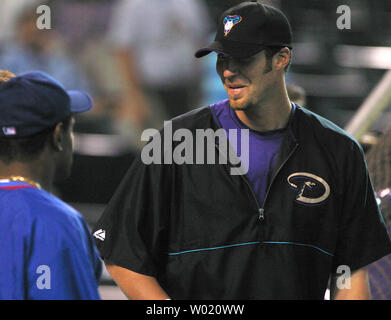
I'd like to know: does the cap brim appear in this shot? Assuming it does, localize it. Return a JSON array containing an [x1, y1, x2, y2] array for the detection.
[[195, 40, 268, 59], [68, 90, 93, 113], [195, 41, 228, 58]]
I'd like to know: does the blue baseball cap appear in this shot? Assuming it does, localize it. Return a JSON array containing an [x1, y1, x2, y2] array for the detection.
[[0, 70, 93, 137]]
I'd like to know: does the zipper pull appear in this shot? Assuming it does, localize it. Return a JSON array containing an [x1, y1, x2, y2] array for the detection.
[[258, 208, 265, 221]]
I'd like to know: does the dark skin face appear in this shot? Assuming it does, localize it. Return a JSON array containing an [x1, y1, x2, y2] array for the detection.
[[0, 117, 75, 191], [53, 117, 75, 183]]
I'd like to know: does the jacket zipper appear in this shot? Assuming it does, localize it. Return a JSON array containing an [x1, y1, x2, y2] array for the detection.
[[214, 141, 264, 218], [212, 116, 298, 222], [259, 143, 299, 220], [239, 174, 263, 219], [234, 142, 298, 221], [216, 137, 298, 221]]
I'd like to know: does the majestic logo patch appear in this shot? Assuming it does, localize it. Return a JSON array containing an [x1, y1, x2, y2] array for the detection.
[[93, 229, 105, 241], [287, 172, 330, 205], [223, 15, 242, 36]]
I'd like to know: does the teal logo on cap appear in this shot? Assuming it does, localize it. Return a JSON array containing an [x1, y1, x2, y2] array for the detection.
[[224, 15, 242, 36]]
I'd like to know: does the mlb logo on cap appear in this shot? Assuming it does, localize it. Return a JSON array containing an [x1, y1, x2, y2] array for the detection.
[[2, 126, 17, 136]]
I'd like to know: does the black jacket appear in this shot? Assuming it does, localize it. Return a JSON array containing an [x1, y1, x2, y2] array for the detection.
[[94, 104, 391, 299]]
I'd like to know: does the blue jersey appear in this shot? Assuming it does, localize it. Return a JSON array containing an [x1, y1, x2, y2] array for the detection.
[[0, 180, 101, 300]]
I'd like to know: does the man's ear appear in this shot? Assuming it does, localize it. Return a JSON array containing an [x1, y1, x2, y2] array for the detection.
[[274, 47, 291, 71], [51, 123, 64, 152]]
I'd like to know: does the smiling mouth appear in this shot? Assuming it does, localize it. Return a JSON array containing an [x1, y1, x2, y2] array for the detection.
[[228, 86, 245, 91], [227, 85, 246, 96], [227, 84, 246, 89]]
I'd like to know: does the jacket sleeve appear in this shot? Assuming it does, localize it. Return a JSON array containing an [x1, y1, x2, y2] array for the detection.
[[93, 152, 171, 278], [332, 140, 391, 273]]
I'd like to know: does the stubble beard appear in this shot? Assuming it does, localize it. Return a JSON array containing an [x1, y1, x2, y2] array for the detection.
[[229, 95, 257, 111]]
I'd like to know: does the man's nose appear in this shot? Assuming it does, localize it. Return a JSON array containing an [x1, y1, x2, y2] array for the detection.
[[223, 68, 237, 79], [222, 58, 239, 79]]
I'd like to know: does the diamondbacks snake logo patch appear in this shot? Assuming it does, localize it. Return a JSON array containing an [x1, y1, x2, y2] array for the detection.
[[287, 172, 330, 205], [223, 15, 242, 36]]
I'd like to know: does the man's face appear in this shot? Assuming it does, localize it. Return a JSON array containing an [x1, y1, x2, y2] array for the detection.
[[216, 50, 274, 110], [55, 117, 75, 182]]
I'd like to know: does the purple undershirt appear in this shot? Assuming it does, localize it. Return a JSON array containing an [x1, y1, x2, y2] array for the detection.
[[210, 99, 296, 207]]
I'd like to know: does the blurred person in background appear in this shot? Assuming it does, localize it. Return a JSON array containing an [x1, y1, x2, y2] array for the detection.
[[0, 0, 41, 44], [0, 5, 91, 92], [47, 0, 143, 204], [0, 70, 101, 299], [107, 0, 212, 138], [52, 0, 147, 149]]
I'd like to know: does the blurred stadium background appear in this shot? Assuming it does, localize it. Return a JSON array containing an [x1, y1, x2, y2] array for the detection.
[[1, 0, 390, 299]]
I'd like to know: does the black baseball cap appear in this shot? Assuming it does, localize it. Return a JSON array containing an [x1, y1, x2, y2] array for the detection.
[[195, 1, 292, 59], [0, 71, 93, 137]]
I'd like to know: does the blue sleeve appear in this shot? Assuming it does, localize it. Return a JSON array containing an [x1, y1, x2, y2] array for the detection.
[[80, 216, 103, 284], [26, 215, 101, 300]]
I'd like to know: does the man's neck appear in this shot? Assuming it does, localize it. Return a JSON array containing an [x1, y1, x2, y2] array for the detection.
[[0, 160, 53, 191], [234, 88, 292, 132]]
